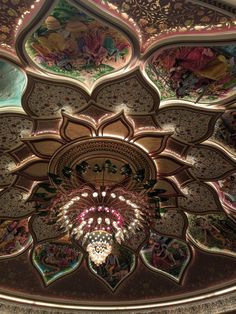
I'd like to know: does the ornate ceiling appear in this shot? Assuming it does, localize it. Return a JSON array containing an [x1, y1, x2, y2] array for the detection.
[[0, 0, 236, 313]]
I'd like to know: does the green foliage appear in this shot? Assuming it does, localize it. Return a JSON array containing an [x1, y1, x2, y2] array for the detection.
[[93, 164, 102, 173], [38, 183, 57, 193], [133, 169, 145, 182], [48, 173, 63, 185], [52, 0, 93, 24], [143, 179, 157, 189], [62, 166, 72, 178], [76, 161, 89, 174], [104, 160, 117, 173], [120, 164, 132, 176]]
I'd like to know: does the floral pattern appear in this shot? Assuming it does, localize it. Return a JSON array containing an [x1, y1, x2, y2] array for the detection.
[[0, 83, 234, 292], [0, 188, 35, 218], [0, 115, 33, 151], [0, 154, 16, 186], [178, 182, 223, 213], [26, 80, 88, 118], [0, 0, 37, 51], [156, 107, 220, 143], [25, 0, 131, 89], [95, 76, 157, 114], [90, 0, 236, 51], [187, 145, 235, 180]]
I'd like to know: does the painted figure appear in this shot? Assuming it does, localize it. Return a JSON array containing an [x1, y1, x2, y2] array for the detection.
[[141, 234, 190, 281], [0, 220, 31, 256], [26, 0, 130, 85], [91, 246, 134, 288], [149, 45, 236, 102], [188, 214, 236, 256]]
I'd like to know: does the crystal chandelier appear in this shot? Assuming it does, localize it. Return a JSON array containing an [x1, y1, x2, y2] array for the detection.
[[55, 187, 146, 265], [86, 230, 113, 266], [48, 159, 166, 265]]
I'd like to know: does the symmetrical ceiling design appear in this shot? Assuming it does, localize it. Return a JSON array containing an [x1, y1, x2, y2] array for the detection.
[[0, 0, 236, 312]]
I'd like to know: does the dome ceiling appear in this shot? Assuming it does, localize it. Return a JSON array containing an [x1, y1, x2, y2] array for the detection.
[[0, 0, 236, 313]]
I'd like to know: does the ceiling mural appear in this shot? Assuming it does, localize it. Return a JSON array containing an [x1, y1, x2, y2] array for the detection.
[[32, 239, 83, 285], [24, 0, 132, 89], [0, 60, 27, 108], [0, 0, 236, 312], [187, 213, 236, 257], [146, 45, 236, 103], [0, 218, 32, 258], [140, 233, 191, 282]]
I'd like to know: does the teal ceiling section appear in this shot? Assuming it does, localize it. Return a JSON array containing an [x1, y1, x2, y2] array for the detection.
[[0, 60, 26, 108]]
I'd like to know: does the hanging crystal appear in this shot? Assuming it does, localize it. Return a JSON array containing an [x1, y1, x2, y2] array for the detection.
[[86, 231, 113, 266]]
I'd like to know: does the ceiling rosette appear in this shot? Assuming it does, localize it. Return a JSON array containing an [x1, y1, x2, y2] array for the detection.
[[0, 0, 236, 310]]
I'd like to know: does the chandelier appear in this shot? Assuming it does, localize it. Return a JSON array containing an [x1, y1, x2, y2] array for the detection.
[[47, 159, 165, 265], [55, 187, 146, 265], [86, 231, 113, 266]]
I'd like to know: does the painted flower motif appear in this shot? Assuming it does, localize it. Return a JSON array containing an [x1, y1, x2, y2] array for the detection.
[[23, 0, 132, 89]]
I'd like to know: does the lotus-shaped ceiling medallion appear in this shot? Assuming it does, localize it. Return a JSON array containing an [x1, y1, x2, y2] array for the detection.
[[0, 0, 235, 306], [0, 89, 235, 288]]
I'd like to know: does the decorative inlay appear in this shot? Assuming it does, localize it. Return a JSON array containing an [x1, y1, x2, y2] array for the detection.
[[178, 182, 223, 213], [0, 188, 35, 218], [151, 210, 186, 239], [0, 154, 17, 187], [156, 107, 221, 143], [187, 145, 235, 180], [90, 0, 236, 51], [30, 214, 64, 243], [95, 77, 157, 114], [25, 80, 88, 118], [0, 0, 37, 51], [123, 230, 148, 251], [0, 115, 33, 152], [1, 0, 236, 301]]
